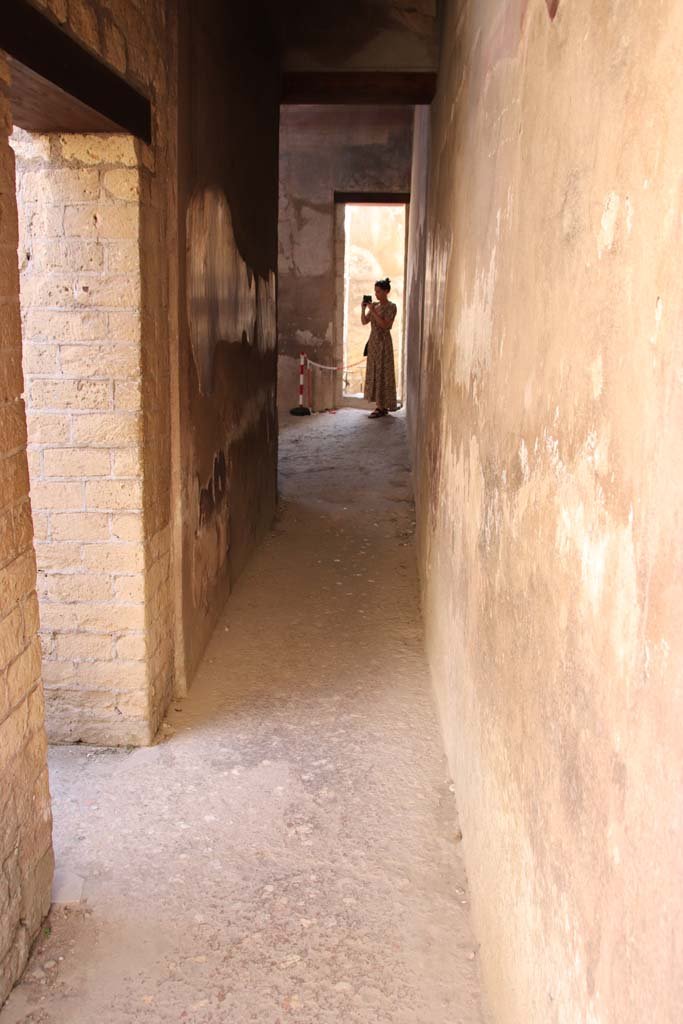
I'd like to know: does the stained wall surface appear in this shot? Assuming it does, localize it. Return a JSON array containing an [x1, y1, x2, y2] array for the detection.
[[278, 106, 413, 411], [407, 1, 683, 1021], [176, 2, 280, 681], [0, 55, 53, 1007]]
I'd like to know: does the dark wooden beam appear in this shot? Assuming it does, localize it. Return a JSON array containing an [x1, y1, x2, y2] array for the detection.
[[282, 71, 436, 106], [0, 0, 151, 141], [334, 191, 410, 205], [7, 57, 123, 134]]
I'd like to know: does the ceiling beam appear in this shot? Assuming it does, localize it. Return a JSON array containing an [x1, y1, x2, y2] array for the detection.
[[282, 71, 436, 106], [334, 191, 410, 205], [0, 0, 151, 141]]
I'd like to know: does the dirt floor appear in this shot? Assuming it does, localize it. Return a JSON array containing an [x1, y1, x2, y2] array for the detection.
[[1, 409, 488, 1024]]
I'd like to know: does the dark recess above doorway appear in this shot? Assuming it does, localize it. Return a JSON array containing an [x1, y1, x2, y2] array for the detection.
[[282, 71, 437, 105]]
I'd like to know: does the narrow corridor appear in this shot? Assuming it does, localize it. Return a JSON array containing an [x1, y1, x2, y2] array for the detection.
[[1, 411, 486, 1024]]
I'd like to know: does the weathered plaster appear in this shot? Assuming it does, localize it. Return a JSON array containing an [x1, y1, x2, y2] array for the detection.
[[185, 187, 276, 395], [404, 106, 430, 461], [407, 1, 683, 1021], [177, 1, 279, 681]]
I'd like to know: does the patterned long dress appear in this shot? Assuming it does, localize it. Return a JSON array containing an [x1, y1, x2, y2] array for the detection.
[[364, 301, 398, 411]]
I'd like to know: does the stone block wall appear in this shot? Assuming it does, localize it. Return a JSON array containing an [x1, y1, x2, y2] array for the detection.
[[12, 130, 151, 745], [0, 56, 53, 1007]]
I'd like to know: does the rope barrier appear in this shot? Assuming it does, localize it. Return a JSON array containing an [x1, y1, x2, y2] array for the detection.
[[305, 356, 367, 373], [293, 352, 403, 413]]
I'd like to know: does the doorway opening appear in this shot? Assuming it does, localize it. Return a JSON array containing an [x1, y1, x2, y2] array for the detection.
[[337, 197, 408, 405]]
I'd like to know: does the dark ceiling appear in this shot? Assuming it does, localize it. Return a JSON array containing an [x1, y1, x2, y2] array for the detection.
[[264, 0, 439, 70]]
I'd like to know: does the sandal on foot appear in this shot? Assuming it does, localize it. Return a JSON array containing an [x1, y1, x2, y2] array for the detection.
[[368, 409, 385, 419]]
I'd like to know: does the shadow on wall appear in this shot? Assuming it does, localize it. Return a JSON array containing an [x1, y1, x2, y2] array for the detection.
[[186, 186, 276, 394], [192, 449, 229, 613]]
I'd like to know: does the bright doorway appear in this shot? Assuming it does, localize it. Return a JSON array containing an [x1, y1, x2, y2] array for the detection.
[[341, 201, 407, 403]]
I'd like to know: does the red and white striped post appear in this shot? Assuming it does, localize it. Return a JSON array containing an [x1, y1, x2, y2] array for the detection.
[[299, 351, 306, 407], [290, 352, 311, 415]]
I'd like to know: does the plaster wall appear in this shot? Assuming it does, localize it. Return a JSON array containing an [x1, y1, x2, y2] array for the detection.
[[177, 2, 280, 682], [0, 55, 53, 1008], [278, 105, 412, 412], [408, 1, 683, 1021], [404, 105, 429, 459]]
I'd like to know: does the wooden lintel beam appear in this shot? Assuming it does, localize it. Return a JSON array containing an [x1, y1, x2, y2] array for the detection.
[[282, 72, 436, 106], [0, 0, 151, 141]]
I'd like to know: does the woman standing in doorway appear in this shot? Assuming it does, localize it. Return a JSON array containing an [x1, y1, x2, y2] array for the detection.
[[361, 277, 398, 419]]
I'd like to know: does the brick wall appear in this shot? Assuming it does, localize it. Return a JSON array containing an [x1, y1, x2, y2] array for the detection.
[[0, 56, 53, 1007], [10, 0, 178, 745], [12, 130, 152, 745], [0, 0, 177, 1006]]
